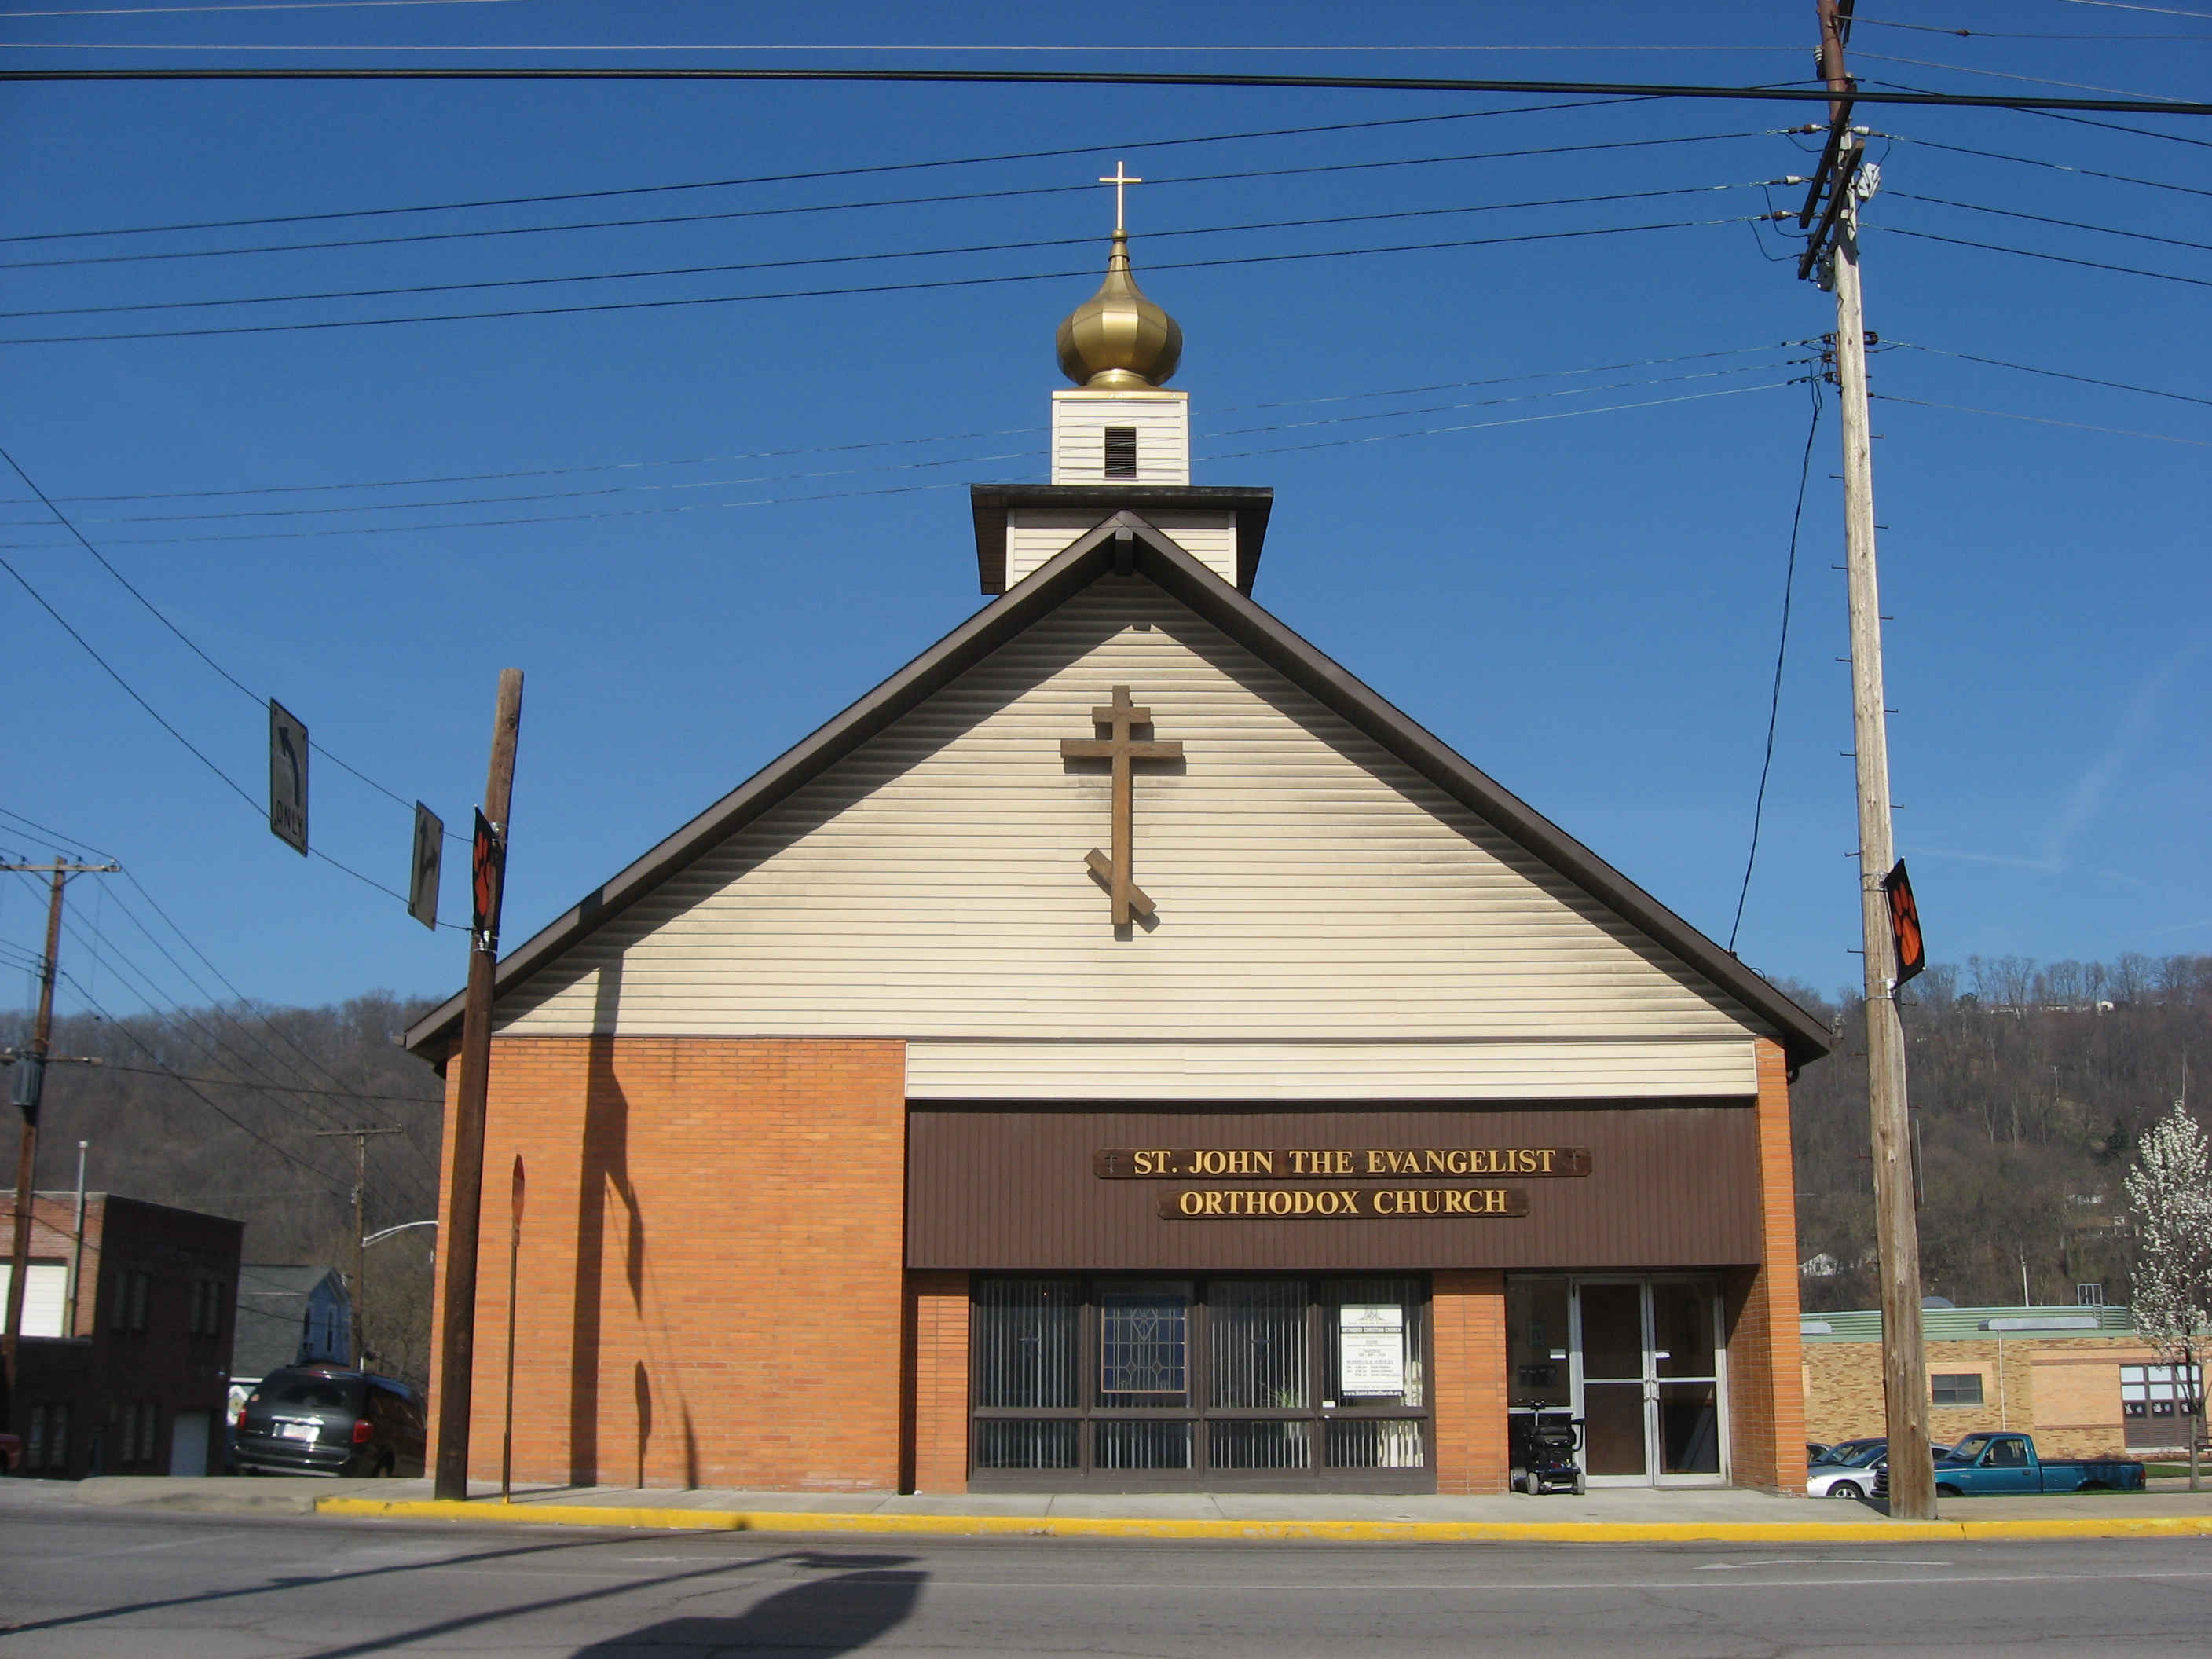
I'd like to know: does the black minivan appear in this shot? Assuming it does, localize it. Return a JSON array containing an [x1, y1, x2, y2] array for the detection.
[[233, 1366, 427, 1478]]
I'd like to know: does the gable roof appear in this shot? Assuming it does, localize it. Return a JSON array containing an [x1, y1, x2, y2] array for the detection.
[[405, 513, 1832, 1070]]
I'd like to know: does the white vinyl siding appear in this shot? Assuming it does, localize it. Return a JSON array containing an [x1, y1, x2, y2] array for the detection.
[[1005, 509, 1236, 588], [1051, 389, 1188, 485], [495, 573, 1763, 1071], [906, 1038, 1759, 1100]]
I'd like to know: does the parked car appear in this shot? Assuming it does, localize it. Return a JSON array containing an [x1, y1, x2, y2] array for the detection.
[[1877, 1432, 2145, 1498], [233, 1365, 426, 1478], [1807, 1439, 1957, 1500]]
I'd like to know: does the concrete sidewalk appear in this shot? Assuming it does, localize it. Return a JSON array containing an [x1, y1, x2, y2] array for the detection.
[[71, 1475, 2212, 1542]]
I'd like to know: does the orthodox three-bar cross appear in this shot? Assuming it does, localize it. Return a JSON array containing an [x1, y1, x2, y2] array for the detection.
[[1060, 685, 1182, 926]]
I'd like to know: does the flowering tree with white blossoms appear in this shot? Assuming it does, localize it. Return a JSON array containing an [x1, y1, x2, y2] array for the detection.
[[2126, 1103, 2212, 1491]]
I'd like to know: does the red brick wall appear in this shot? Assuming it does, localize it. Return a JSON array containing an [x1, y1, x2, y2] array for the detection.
[[427, 1035, 907, 1491], [1723, 1038, 1807, 1493], [1431, 1268, 1508, 1492], [906, 1269, 969, 1493]]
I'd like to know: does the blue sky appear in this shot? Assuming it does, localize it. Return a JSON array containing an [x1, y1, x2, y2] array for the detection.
[[0, 0, 2204, 1023]]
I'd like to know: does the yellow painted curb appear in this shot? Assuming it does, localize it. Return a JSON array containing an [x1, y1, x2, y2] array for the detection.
[[314, 1496, 2212, 1545]]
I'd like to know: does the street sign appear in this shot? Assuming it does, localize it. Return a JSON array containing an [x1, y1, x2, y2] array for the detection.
[[1883, 859, 1925, 985], [471, 808, 505, 947], [408, 803, 444, 932], [268, 700, 309, 855]]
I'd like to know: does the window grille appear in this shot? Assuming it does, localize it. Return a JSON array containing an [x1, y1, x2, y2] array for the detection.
[[1102, 427, 1138, 478], [26, 1403, 67, 1471], [969, 1276, 1431, 1486], [1931, 1373, 1985, 1406], [2075, 1283, 2104, 1306]]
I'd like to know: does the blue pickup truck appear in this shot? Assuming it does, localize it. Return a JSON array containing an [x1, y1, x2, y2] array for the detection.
[[1878, 1432, 2145, 1497]]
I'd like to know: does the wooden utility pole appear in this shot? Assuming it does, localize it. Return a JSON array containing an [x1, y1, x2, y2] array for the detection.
[[1795, 0, 1936, 1520], [317, 1125, 405, 1368], [434, 668, 523, 1502], [1, 860, 115, 1429]]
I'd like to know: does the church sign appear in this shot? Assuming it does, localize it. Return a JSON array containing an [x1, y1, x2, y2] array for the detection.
[[1158, 1186, 1530, 1219], [1093, 1146, 1591, 1178]]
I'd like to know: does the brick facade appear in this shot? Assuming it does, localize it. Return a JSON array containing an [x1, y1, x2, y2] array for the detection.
[[2, 1191, 241, 1479], [1431, 1269, 1509, 1492], [1720, 1039, 1806, 1493], [1804, 1333, 2164, 1461], [429, 1035, 907, 1491], [906, 1269, 970, 1492]]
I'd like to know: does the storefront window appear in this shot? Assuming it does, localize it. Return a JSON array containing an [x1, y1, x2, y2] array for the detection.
[[969, 1275, 1430, 1486]]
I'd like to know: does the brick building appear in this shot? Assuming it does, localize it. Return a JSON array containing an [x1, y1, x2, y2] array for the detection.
[[1803, 1304, 2202, 1460], [408, 227, 1832, 1497], [2, 1190, 242, 1478]]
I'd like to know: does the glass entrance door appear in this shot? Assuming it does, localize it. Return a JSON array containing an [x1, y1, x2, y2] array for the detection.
[[1567, 1277, 1727, 1488]]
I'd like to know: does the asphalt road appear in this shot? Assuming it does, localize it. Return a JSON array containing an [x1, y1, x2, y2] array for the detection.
[[2, 1482, 2208, 1657]]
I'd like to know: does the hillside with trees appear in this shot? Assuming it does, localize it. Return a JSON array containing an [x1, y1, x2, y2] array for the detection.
[[5, 954, 2205, 1384], [1787, 954, 2210, 1313], [2, 994, 445, 1387]]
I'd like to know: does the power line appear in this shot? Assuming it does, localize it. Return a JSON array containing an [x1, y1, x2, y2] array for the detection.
[[1886, 189, 2212, 251], [1729, 382, 1823, 956], [1873, 130, 2211, 195], [0, 180, 1785, 320], [1870, 393, 2211, 445], [0, 96, 1641, 245], [1874, 224, 2212, 285], [1881, 341, 2212, 405], [0, 65, 2204, 115], [0, 130, 1778, 271], [1853, 13, 2212, 37], [0, 445, 467, 842], [2024, 105, 2212, 146], [0, 551, 452, 909], [0, 211, 1769, 346], [51, 971, 353, 1196], [1849, 49, 2189, 99], [81, 1060, 438, 1103], [1200, 379, 1800, 460]]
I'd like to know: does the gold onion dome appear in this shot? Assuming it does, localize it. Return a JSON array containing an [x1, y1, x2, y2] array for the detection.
[[1055, 230, 1183, 388]]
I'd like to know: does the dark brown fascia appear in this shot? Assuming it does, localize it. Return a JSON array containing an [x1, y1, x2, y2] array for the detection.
[[970, 484, 1273, 595], [405, 511, 1831, 1070]]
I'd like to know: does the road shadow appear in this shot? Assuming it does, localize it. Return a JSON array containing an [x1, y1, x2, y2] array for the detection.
[[570, 1567, 925, 1657]]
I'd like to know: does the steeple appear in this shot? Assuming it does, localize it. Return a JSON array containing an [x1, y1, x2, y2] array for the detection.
[[1046, 167, 1189, 489], [972, 167, 1271, 597]]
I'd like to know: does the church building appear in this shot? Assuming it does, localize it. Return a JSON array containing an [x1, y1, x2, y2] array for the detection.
[[409, 208, 1830, 1498]]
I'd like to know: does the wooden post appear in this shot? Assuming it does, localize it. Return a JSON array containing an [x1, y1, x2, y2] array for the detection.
[[1833, 180, 1935, 1522], [2, 868, 67, 1417], [434, 668, 524, 1503]]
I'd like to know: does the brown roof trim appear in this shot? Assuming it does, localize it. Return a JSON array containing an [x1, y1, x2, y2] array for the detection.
[[407, 514, 1831, 1069], [970, 484, 1273, 595]]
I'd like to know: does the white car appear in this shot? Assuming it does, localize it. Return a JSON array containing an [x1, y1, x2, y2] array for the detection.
[[1807, 1441, 1954, 1500]]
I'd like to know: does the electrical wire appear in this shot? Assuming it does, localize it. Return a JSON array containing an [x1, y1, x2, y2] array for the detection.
[[0, 96, 1637, 245], [1874, 224, 2212, 285], [0, 130, 1778, 272], [52, 969, 354, 1195], [2024, 105, 2212, 145], [1881, 341, 2212, 405], [1885, 189, 2212, 250], [1729, 381, 1822, 956], [1873, 130, 2212, 196], [0, 444, 467, 843], [91, 1060, 438, 1101], [0, 211, 1767, 346], [0, 551, 452, 910], [0, 181, 1782, 320], [1870, 393, 2211, 445], [1853, 14, 2211, 37], [1849, 49, 2190, 99], [1200, 379, 1797, 460]]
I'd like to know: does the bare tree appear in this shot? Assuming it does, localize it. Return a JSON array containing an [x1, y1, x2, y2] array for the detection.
[[2126, 1102, 2212, 1490]]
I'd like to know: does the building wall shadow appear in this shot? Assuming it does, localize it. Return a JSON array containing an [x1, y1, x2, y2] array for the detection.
[[569, 1569, 925, 1657], [571, 1020, 642, 1486]]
